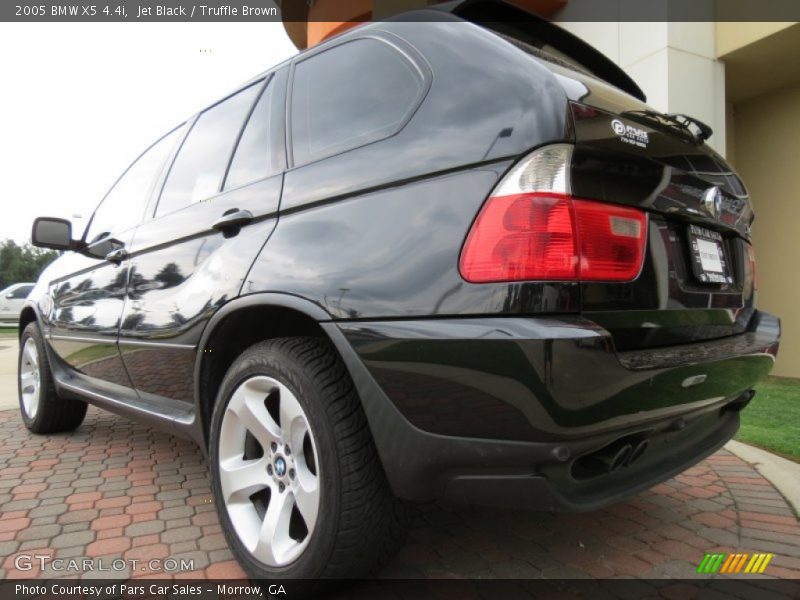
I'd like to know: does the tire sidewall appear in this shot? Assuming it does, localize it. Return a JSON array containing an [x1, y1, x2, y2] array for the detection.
[[18, 323, 47, 430], [209, 342, 342, 580]]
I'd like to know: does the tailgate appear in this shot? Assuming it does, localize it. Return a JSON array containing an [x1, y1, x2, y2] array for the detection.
[[563, 75, 756, 350], [469, 12, 758, 351]]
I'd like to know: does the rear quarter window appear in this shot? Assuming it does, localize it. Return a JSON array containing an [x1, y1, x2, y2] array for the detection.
[[290, 37, 425, 166]]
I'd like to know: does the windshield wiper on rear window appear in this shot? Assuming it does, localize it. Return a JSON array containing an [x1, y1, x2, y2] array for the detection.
[[622, 110, 713, 145]]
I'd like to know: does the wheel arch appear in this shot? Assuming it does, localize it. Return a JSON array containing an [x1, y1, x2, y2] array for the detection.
[[194, 293, 335, 448], [18, 305, 38, 338]]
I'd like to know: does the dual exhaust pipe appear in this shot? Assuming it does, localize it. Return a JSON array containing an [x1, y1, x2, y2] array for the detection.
[[579, 437, 650, 477]]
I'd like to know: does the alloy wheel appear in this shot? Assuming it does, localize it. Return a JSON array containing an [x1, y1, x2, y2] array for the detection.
[[19, 338, 41, 419], [218, 375, 321, 567]]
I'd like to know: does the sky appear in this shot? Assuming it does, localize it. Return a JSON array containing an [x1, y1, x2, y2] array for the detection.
[[0, 22, 297, 244]]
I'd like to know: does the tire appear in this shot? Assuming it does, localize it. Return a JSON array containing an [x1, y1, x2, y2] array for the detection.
[[209, 337, 408, 584], [18, 322, 87, 433]]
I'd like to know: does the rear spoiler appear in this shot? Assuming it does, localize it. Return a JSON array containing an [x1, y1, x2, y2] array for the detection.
[[409, 0, 647, 102]]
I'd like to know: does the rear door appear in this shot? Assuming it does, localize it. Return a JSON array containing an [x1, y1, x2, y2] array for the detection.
[[45, 127, 184, 389], [117, 68, 288, 408]]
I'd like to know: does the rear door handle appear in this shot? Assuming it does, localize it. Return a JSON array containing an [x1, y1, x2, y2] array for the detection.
[[212, 209, 254, 233], [105, 248, 128, 264]]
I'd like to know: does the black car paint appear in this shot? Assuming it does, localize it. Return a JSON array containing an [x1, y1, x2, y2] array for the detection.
[[24, 13, 779, 509]]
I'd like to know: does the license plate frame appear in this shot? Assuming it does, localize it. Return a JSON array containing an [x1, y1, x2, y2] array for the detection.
[[687, 224, 733, 285]]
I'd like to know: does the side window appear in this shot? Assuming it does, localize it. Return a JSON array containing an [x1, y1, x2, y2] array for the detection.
[[224, 76, 281, 191], [86, 126, 184, 243], [291, 38, 424, 166], [10, 285, 33, 299], [157, 83, 262, 217]]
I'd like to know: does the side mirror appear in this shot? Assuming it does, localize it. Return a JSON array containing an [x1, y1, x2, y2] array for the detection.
[[31, 217, 81, 252], [5, 294, 13, 299]]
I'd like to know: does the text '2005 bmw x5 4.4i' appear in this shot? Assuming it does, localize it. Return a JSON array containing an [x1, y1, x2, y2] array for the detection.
[[21, 0, 779, 583]]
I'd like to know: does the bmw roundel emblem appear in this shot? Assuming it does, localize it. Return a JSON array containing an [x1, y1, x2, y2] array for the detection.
[[702, 186, 723, 219], [275, 457, 286, 477]]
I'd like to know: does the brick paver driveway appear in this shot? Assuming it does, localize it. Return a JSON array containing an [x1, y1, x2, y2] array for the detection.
[[1, 407, 799, 581]]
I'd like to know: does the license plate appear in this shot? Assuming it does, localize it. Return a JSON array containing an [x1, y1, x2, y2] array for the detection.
[[688, 224, 733, 284]]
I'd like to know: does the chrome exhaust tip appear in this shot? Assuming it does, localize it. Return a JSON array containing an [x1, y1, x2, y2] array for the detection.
[[627, 439, 650, 466], [586, 443, 632, 474]]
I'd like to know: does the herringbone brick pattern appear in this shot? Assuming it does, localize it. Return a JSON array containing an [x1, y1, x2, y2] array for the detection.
[[1, 408, 798, 580]]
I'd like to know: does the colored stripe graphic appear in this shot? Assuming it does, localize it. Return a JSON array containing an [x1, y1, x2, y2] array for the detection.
[[697, 554, 711, 574], [711, 553, 725, 573], [734, 553, 749, 573], [744, 554, 760, 573], [722, 553, 739, 573], [698, 552, 774, 574], [720, 553, 736, 573], [758, 554, 774, 573]]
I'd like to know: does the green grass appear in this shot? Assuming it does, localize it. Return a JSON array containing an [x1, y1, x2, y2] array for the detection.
[[738, 376, 800, 461], [0, 326, 17, 338]]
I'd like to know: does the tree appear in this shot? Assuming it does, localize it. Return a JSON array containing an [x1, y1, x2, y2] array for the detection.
[[0, 239, 59, 288]]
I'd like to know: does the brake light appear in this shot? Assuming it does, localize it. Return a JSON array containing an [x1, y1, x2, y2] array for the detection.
[[459, 145, 647, 283]]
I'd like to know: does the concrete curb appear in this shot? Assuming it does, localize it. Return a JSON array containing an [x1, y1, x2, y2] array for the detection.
[[725, 439, 800, 516]]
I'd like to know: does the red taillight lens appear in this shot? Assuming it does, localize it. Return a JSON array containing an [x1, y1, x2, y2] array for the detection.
[[573, 199, 646, 281], [459, 192, 577, 282], [459, 192, 647, 283]]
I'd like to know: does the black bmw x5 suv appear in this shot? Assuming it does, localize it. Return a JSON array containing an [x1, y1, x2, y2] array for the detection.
[[21, 0, 779, 582]]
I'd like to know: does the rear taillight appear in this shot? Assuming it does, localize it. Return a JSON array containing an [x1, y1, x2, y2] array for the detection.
[[459, 144, 647, 284]]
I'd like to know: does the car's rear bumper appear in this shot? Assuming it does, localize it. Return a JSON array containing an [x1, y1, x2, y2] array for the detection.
[[322, 311, 779, 509]]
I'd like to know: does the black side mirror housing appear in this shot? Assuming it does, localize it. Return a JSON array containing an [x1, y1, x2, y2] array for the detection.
[[31, 217, 82, 252]]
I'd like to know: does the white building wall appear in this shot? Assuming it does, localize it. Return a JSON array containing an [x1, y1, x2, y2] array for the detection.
[[557, 20, 727, 155]]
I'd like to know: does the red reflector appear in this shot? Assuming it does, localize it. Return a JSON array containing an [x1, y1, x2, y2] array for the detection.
[[459, 193, 646, 283], [746, 243, 757, 291]]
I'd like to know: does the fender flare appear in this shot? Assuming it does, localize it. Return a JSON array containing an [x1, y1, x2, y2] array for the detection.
[[191, 292, 335, 447], [18, 301, 43, 337]]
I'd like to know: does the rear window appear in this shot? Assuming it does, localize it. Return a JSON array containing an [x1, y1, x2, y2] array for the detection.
[[291, 38, 424, 166]]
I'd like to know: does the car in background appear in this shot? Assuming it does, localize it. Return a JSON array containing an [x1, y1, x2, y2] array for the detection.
[[0, 283, 34, 323]]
